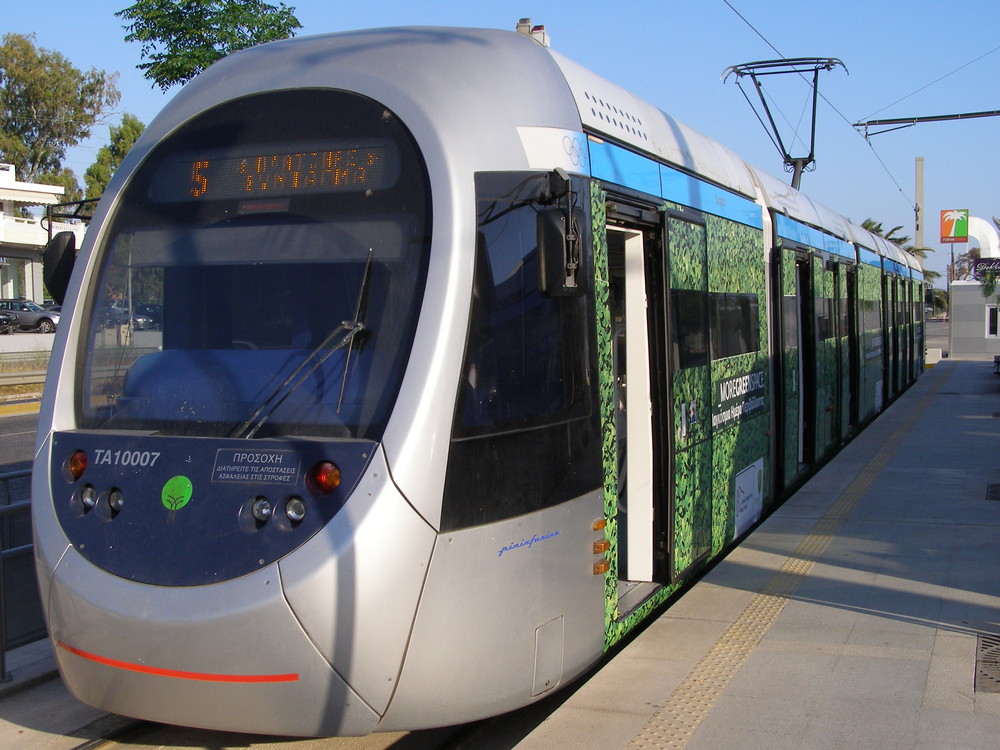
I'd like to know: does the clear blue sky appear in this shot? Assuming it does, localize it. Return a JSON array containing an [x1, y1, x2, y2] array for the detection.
[[8, 1, 1000, 282]]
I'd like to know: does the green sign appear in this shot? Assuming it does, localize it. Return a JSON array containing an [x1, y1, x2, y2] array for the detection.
[[940, 209, 969, 243], [161, 476, 193, 512]]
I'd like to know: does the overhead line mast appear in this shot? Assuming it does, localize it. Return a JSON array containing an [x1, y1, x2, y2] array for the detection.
[[854, 109, 1000, 138]]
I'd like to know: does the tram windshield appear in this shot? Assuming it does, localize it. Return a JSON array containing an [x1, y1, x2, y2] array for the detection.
[[78, 90, 431, 439]]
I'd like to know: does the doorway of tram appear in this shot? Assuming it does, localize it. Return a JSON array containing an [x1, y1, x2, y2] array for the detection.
[[604, 206, 673, 611]]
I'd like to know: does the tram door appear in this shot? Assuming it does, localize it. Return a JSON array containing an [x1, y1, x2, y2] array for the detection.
[[845, 267, 860, 432], [796, 258, 817, 464], [888, 278, 900, 397], [606, 218, 670, 586]]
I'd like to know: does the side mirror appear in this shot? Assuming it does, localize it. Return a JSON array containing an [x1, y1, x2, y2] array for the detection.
[[43, 231, 77, 306], [537, 206, 586, 298]]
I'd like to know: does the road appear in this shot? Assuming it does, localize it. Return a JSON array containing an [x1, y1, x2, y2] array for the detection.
[[925, 318, 949, 355], [0, 411, 37, 474]]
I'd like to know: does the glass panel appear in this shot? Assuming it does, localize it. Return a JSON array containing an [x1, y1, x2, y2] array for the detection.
[[710, 292, 761, 359], [442, 172, 599, 530], [672, 289, 710, 369], [79, 90, 430, 439]]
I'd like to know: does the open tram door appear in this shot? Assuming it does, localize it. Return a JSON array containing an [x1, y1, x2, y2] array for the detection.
[[603, 204, 673, 612]]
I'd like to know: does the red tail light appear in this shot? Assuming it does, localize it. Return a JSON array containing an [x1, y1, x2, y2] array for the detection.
[[307, 461, 341, 495], [68, 450, 88, 481]]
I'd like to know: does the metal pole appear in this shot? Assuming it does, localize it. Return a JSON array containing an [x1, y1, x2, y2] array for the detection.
[[915, 157, 924, 249]]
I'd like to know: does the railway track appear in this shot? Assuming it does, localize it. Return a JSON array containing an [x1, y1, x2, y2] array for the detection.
[[10, 677, 578, 750], [64, 718, 496, 750]]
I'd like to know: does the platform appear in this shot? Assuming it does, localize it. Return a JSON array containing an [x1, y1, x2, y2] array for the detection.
[[515, 359, 1000, 750]]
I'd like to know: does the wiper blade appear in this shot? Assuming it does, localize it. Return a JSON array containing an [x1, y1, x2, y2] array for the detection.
[[337, 248, 373, 413], [233, 248, 374, 440], [232, 321, 365, 439]]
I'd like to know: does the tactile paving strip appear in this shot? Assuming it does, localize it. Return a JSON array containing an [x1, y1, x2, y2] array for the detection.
[[626, 364, 952, 749]]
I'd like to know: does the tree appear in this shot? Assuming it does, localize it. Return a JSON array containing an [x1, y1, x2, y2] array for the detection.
[[860, 219, 909, 246], [0, 33, 120, 184], [862, 215, 936, 280], [952, 245, 980, 281], [117, 0, 301, 91], [38, 168, 83, 204], [84, 113, 145, 200]]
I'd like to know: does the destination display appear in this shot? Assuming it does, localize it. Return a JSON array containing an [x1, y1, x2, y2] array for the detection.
[[151, 141, 400, 202]]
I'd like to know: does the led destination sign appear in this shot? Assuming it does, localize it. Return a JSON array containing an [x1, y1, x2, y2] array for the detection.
[[152, 141, 400, 202]]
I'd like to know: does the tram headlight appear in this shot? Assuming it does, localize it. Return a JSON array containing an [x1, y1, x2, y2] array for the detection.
[[251, 497, 273, 522], [307, 461, 341, 495], [80, 484, 97, 509], [108, 488, 125, 513], [285, 496, 306, 523]]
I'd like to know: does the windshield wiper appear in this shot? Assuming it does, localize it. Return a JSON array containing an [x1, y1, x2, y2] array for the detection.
[[232, 321, 364, 439], [232, 249, 373, 439], [337, 248, 373, 413]]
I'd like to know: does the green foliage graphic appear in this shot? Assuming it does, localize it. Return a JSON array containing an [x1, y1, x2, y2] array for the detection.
[[781, 247, 801, 488], [857, 263, 883, 421], [590, 183, 623, 638], [603, 206, 770, 649], [813, 260, 837, 458]]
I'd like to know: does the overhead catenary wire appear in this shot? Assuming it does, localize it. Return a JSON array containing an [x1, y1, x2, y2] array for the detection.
[[861, 44, 1000, 122], [722, 0, 914, 210]]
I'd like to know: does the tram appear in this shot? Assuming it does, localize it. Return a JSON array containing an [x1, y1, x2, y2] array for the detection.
[[33, 24, 923, 736]]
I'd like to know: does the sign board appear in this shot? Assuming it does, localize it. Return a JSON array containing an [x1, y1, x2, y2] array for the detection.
[[972, 258, 1000, 281], [940, 209, 969, 243]]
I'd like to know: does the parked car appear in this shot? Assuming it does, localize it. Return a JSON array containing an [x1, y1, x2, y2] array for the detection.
[[99, 303, 156, 331], [0, 311, 16, 334], [0, 299, 59, 333], [135, 303, 163, 330]]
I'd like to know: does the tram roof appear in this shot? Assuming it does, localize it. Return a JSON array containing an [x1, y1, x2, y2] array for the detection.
[[547, 48, 759, 200]]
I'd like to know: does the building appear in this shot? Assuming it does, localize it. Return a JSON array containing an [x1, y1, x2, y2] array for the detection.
[[948, 217, 1000, 359], [0, 163, 87, 302], [951, 280, 1000, 359]]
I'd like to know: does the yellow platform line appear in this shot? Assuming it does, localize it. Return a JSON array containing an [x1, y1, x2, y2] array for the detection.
[[0, 400, 40, 417]]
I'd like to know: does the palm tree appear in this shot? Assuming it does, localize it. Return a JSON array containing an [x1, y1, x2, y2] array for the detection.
[[862, 217, 940, 310], [861, 218, 934, 265]]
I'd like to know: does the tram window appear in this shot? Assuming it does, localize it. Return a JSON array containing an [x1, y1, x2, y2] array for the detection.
[[442, 172, 600, 531], [814, 297, 835, 341], [861, 299, 881, 332], [77, 88, 431, 439], [671, 289, 709, 369], [782, 296, 798, 349], [840, 305, 851, 339], [709, 292, 760, 359]]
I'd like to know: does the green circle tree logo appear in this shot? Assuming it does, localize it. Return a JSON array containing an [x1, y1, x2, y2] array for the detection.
[[162, 476, 193, 512]]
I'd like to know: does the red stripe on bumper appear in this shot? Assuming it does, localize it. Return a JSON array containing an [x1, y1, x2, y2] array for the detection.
[[58, 641, 299, 683]]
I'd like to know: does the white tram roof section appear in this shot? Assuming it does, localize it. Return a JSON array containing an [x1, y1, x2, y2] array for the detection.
[[547, 48, 758, 200]]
